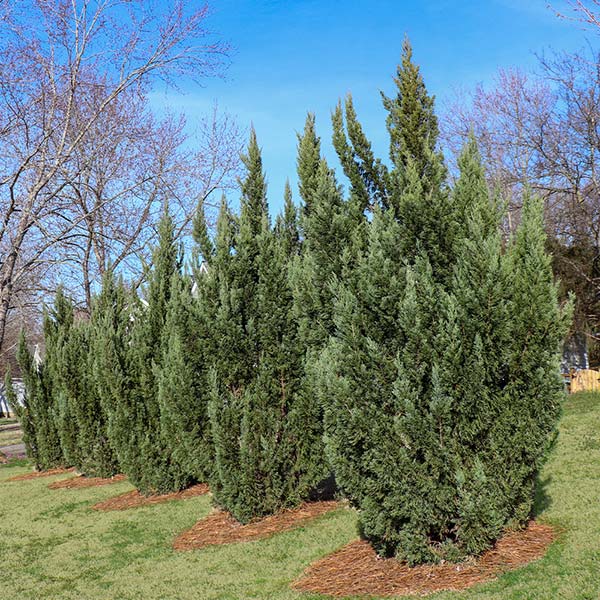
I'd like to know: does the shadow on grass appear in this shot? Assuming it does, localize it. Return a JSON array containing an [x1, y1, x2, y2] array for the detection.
[[533, 475, 552, 517]]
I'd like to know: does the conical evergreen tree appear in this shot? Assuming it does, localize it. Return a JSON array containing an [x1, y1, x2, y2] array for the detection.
[[43, 288, 80, 467], [16, 329, 63, 470], [208, 132, 328, 522], [125, 207, 187, 494], [331, 39, 452, 276], [157, 271, 212, 486], [499, 193, 573, 523], [66, 313, 119, 478], [323, 130, 571, 564], [382, 36, 442, 189], [92, 270, 137, 480], [296, 113, 321, 212]]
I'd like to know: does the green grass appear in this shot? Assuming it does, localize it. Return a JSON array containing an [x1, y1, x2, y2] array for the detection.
[[1, 392, 599, 600], [0, 423, 22, 447]]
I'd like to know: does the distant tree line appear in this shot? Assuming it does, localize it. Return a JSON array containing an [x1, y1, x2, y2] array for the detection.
[[6, 41, 571, 566], [442, 0, 600, 364]]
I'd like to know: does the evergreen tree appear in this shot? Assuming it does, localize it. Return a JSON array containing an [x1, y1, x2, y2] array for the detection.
[[208, 131, 328, 522], [382, 36, 442, 189], [296, 113, 321, 211], [67, 315, 119, 478], [44, 288, 80, 467], [16, 330, 63, 470], [331, 38, 452, 276], [92, 270, 138, 480], [323, 132, 571, 564], [125, 207, 187, 494], [499, 193, 573, 524], [157, 271, 213, 486]]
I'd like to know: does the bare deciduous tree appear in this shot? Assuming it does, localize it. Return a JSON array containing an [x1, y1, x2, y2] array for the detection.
[[0, 0, 232, 357], [441, 47, 600, 348]]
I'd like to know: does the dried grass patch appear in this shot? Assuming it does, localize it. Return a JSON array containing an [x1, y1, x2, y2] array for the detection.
[[292, 521, 555, 597], [7, 467, 75, 481]]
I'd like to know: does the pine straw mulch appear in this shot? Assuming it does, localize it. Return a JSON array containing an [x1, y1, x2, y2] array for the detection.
[[48, 473, 127, 489], [92, 483, 210, 511], [292, 521, 555, 598], [7, 467, 76, 481], [173, 500, 341, 551]]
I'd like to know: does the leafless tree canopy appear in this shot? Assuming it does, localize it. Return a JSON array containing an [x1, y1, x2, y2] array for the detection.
[[441, 45, 600, 351], [0, 1, 243, 363]]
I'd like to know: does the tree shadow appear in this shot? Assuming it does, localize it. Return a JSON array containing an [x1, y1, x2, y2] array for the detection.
[[533, 474, 553, 517]]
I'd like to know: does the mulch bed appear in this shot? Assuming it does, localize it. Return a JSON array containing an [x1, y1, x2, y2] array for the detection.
[[292, 521, 555, 598], [7, 467, 76, 481], [173, 500, 341, 551], [92, 483, 210, 511], [0, 452, 7, 464], [48, 474, 127, 489]]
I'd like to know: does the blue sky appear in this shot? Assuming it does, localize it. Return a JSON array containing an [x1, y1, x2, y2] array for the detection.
[[152, 0, 589, 215]]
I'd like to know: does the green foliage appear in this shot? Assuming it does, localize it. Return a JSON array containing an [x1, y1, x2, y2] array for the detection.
[[296, 112, 321, 210], [208, 132, 328, 523], [92, 270, 138, 481], [43, 288, 79, 467], [323, 128, 571, 564], [157, 273, 213, 486], [16, 330, 63, 470], [382, 36, 442, 188], [121, 208, 189, 494], [66, 315, 119, 478]]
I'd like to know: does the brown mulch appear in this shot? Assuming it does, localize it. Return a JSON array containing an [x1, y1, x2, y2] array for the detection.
[[92, 483, 210, 511], [173, 500, 341, 551], [48, 473, 127, 489], [0, 452, 7, 464], [7, 467, 76, 481], [292, 521, 555, 598]]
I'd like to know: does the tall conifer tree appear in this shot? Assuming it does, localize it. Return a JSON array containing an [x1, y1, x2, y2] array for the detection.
[[126, 207, 187, 493], [323, 110, 571, 565], [44, 288, 80, 467], [16, 329, 63, 470], [208, 131, 328, 522], [92, 270, 137, 479], [157, 271, 213, 486]]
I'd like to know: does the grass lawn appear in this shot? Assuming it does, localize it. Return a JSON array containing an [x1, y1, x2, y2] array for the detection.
[[0, 428, 22, 447], [0, 392, 599, 600]]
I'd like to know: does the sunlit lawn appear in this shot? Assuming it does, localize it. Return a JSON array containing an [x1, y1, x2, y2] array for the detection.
[[1, 392, 599, 600]]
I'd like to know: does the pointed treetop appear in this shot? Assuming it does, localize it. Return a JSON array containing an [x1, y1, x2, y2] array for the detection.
[[297, 112, 321, 209], [240, 127, 268, 238], [47, 286, 74, 333], [452, 134, 498, 240], [382, 36, 440, 178], [275, 180, 300, 257], [192, 198, 215, 265]]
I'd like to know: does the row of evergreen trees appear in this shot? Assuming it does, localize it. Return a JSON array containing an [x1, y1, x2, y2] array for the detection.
[[6, 40, 571, 564]]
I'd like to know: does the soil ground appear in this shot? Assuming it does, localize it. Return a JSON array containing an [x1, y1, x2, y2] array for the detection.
[[49, 474, 127, 489]]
